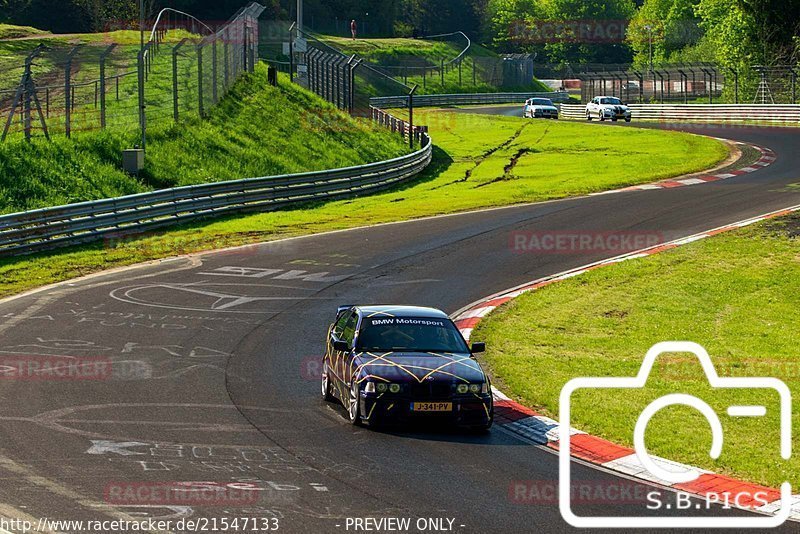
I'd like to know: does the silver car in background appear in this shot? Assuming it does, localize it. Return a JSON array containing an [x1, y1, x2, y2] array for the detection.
[[523, 98, 559, 119]]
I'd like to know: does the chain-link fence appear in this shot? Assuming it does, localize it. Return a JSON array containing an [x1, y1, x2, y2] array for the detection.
[[536, 62, 799, 104], [1, 2, 265, 143]]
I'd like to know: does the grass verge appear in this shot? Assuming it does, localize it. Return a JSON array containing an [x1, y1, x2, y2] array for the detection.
[[474, 213, 800, 488], [0, 110, 727, 299]]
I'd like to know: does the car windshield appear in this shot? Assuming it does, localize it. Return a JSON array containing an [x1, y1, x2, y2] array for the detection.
[[357, 316, 470, 353], [531, 98, 553, 106], [601, 97, 622, 105]]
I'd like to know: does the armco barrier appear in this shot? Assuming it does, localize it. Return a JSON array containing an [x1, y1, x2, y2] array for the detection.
[[0, 130, 432, 257], [559, 103, 800, 122], [370, 91, 570, 109]]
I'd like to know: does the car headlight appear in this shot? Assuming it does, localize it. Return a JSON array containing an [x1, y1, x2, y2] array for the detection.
[[456, 384, 469, 394], [481, 382, 490, 394], [364, 382, 375, 393], [376, 382, 388, 393], [469, 384, 481, 393], [389, 383, 401, 393]]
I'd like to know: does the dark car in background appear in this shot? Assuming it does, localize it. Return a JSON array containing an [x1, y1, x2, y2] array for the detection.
[[321, 305, 493, 431]]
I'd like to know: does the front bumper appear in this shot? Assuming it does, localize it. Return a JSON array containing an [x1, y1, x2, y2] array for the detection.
[[360, 393, 493, 427], [602, 110, 631, 119]]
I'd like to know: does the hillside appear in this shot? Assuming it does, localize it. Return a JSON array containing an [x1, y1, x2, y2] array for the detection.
[[0, 65, 410, 214], [319, 34, 550, 94]]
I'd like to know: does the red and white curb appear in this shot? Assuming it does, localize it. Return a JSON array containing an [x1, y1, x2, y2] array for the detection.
[[453, 203, 800, 521], [590, 142, 776, 196]]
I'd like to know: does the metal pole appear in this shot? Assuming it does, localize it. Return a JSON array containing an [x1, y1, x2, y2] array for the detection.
[[138, 45, 147, 149], [297, 0, 303, 32], [223, 29, 229, 88], [173, 39, 188, 121], [212, 36, 218, 103], [408, 84, 418, 149], [140, 0, 144, 62], [64, 46, 81, 139], [197, 43, 204, 116], [289, 23, 296, 83], [99, 44, 116, 129]]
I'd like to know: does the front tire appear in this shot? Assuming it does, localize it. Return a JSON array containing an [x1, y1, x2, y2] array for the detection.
[[625, 117, 632, 123], [599, 111, 605, 121], [348, 379, 362, 426], [586, 112, 592, 121], [321, 362, 334, 402]]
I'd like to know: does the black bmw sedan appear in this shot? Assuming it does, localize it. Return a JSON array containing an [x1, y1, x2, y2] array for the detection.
[[321, 305, 493, 431]]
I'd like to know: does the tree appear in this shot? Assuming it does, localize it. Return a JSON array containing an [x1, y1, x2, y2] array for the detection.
[[540, 0, 636, 64], [627, 0, 702, 68]]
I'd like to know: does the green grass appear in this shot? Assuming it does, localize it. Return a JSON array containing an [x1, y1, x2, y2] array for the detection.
[[320, 34, 550, 94], [0, 110, 726, 299], [474, 214, 800, 488], [0, 23, 49, 40], [0, 66, 409, 213]]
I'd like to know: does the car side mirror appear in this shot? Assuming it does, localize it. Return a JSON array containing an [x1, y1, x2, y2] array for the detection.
[[471, 342, 486, 354], [333, 340, 350, 352]]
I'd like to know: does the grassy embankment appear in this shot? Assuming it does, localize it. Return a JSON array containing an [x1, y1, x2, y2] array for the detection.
[[475, 213, 800, 488], [0, 65, 409, 213], [321, 35, 551, 94], [0, 101, 726, 297]]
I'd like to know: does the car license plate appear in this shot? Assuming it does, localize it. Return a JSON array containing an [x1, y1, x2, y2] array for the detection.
[[411, 402, 452, 412]]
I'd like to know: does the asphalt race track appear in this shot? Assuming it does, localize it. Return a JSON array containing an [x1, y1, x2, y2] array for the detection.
[[0, 114, 799, 533]]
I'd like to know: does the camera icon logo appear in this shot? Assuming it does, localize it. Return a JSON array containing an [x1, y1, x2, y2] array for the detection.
[[558, 341, 792, 529]]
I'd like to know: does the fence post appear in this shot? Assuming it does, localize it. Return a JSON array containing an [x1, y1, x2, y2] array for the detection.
[[440, 59, 444, 87], [64, 46, 80, 139], [212, 35, 218, 104], [197, 42, 204, 116], [248, 25, 256, 72], [408, 84, 418, 149], [137, 45, 147, 150], [242, 23, 249, 73], [173, 38, 188, 121], [99, 44, 116, 129], [289, 23, 296, 83], [223, 28, 230, 88]]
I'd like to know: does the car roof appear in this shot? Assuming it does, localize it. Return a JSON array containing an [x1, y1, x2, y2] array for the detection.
[[354, 305, 450, 319]]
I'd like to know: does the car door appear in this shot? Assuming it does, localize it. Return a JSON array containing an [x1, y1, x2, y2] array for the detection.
[[338, 312, 359, 386], [328, 310, 352, 388]]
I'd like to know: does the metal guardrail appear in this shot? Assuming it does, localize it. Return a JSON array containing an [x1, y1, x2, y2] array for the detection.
[[371, 91, 571, 109], [0, 131, 432, 257], [559, 103, 800, 122]]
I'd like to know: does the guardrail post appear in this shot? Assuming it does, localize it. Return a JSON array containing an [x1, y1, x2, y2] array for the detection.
[[99, 44, 116, 129]]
